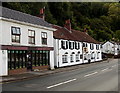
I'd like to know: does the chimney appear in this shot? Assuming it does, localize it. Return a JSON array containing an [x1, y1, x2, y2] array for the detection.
[[64, 19, 71, 32], [39, 7, 45, 20], [84, 28, 87, 33]]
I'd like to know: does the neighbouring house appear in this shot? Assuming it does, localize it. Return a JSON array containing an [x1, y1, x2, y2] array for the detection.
[[0, 7, 56, 76], [102, 41, 120, 56], [52, 20, 102, 68]]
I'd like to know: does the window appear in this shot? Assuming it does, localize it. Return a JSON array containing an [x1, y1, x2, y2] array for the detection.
[[90, 44, 94, 50], [76, 54, 79, 62], [96, 44, 99, 50], [11, 27, 21, 43], [28, 30, 35, 44], [75, 42, 80, 50], [84, 55, 87, 60], [83, 43, 87, 47], [62, 55, 68, 63], [69, 41, 74, 49], [83, 43, 85, 47], [42, 32, 47, 45], [100, 45, 102, 48], [8, 50, 27, 70], [61, 41, 68, 49], [70, 54, 74, 62], [91, 52, 94, 59], [80, 55, 83, 59], [97, 53, 99, 59]]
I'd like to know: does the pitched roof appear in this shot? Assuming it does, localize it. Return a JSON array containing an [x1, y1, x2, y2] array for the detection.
[[103, 41, 120, 45], [53, 25, 100, 44], [0, 6, 51, 28]]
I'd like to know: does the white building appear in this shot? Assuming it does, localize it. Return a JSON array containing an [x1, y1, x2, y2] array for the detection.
[[53, 20, 102, 68], [0, 7, 56, 76], [102, 41, 120, 55]]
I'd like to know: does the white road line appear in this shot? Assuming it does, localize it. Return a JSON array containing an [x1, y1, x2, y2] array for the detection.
[[84, 72, 98, 77], [112, 65, 117, 68], [47, 78, 77, 89], [101, 68, 109, 72]]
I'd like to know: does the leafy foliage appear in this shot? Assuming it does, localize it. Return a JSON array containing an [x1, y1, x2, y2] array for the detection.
[[2, 2, 120, 42]]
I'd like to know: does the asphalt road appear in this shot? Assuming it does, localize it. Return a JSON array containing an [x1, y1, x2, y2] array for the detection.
[[2, 59, 119, 92]]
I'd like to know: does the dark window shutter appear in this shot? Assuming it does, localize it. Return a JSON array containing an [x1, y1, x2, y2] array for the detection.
[[69, 42, 71, 49], [78, 43, 80, 49], [66, 41, 68, 49], [61, 41, 63, 49], [73, 42, 74, 49], [75, 42, 77, 49]]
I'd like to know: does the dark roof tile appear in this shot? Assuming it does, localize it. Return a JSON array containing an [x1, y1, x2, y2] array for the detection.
[[53, 25, 100, 44], [1, 7, 51, 28]]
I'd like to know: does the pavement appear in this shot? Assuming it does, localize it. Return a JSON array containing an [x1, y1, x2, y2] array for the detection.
[[0, 58, 109, 84]]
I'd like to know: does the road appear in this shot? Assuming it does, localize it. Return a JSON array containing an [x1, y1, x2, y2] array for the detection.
[[2, 59, 119, 91]]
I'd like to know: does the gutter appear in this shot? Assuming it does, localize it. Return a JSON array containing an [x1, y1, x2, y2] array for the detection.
[[1, 17, 57, 32]]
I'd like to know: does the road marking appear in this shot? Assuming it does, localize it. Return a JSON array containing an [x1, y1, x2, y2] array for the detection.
[[47, 78, 76, 89], [84, 72, 98, 77], [112, 65, 116, 68], [101, 68, 109, 72]]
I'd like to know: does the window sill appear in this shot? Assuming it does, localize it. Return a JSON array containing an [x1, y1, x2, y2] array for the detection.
[[29, 43, 35, 45], [63, 62, 68, 63], [11, 42, 20, 45]]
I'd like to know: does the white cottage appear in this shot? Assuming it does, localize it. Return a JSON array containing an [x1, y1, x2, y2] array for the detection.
[[102, 41, 120, 55], [0, 7, 56, 76], [53, 20, 102, 68]]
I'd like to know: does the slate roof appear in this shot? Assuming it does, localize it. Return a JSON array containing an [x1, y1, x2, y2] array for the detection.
[[0, 6, 51, 28], [53, 25, 100, 44]]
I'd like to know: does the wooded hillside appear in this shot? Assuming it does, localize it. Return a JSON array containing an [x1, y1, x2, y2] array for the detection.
[[2, 2, 120, 42]]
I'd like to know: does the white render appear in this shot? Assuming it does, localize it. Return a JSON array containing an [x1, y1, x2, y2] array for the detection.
[[54, 39, 102, 68], [0, 16, 56, 76], [0, 18, 55, 47], [102, 41, 120, 55], [50, 51, 54, 69], [0, 50, 8, 76]]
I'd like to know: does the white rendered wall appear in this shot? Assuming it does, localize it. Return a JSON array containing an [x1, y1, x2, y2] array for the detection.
[[50, 50, 54, 69], [102, 41, 114, 54], [114, 44, 119, 55], [0, 50, 8, 76], [55, 39, 83, 67], [1, 19, 54, 47], [54, 39, 59, 67], [54, 39, 102, 67], [0, 20, 2, 45], [83, 43, 102, 63]]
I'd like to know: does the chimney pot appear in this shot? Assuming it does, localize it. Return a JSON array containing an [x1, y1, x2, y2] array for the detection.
[[64, 19, 71, 31], [39, 8, 45, 20]]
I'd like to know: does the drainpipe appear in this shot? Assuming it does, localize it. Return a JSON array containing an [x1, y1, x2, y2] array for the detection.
[[58, 39, 59, 67], [82, 42, 84, 63]]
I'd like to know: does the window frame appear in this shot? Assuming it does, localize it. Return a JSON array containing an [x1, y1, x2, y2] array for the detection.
[[11, 26, 21, 43], [62, 55, 68, 63], [41, 32, 47, 45], [76, 54, 79, 62], [28, 29, 35, 44], [70, 54, 74, 62]]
